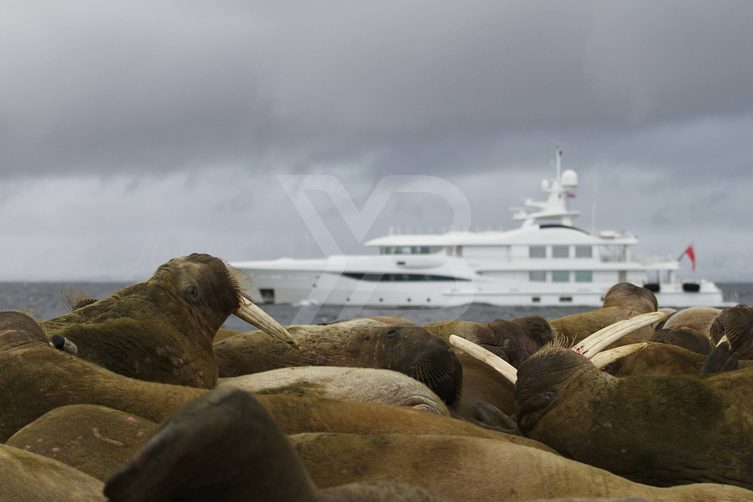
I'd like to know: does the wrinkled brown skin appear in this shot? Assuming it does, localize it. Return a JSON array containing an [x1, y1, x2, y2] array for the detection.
[[424, 316, 553, 419], [214, 319, 464, 408], [6, 405, 157, 482], [602, 343, 709, 377], [650, 328, 714, 355], [221, 367, 450, 415], [550, 283, 658, 347], [5, 394, 548, 483], [516, 347, 753, 488], [41, 253, 244, 388], [291, 431, 753, 502], [0, 444, 106, 502], [603, 341, 753, 379], [105, 387, 452, 502], [663, 307, 721, 339]]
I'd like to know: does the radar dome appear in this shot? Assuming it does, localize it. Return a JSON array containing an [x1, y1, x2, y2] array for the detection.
[[561, 169, 578, 189]]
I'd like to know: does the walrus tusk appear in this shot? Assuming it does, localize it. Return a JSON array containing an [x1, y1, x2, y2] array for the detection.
[[50, 335, 78, 355], [591, 343, 648, 369], [449, 334, 518, 385], [571, 311, 666, 359], [715, 335, 730, 347], [235, 296, 301, 349]]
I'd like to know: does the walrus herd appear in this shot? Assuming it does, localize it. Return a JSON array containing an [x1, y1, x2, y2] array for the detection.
[[3, 254, 753, 501]]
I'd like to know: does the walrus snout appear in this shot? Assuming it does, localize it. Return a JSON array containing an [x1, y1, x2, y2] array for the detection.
[[407, 341, 463, 408]]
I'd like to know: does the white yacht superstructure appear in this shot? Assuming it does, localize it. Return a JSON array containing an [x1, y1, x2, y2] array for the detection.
[[233, 152, 724, 307]]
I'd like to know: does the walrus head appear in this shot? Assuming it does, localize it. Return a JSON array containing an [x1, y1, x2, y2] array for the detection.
[[41, 253, 296, 388], [602, 282, 658, 313], [375, 326, 464, 408], [485, 316, 555, 366], [0, 311, 49, 352], [104, 386, 319, 502], [515, 347, 594, 436], [702, 304, 753, 374]]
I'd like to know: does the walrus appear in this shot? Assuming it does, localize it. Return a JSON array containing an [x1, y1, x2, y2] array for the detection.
[[214, 319, 464, 407], [104, 386, 452, 501], [0, 443, 105, 501], [41, 253, 297, 388], [515, 340, 753, 488], [290, 431, 753, 501], [549, 283, 658, 347], [220, 366, 450, 415], [6, 405, 157, 482]]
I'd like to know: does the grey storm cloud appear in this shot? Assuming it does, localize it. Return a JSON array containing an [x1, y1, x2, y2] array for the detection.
[[1, 1, 752, 281], [2, 0, 753, 177]]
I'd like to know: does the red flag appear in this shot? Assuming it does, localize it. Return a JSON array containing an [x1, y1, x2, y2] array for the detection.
[[680, 245, 696, 271]]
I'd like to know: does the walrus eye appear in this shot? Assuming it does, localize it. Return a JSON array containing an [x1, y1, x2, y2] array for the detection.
[[185, 285, 200, 302], [386, 328, 398, 339]]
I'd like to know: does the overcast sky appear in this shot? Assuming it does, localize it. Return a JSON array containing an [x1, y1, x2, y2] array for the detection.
[[1, 0, 752, 281]]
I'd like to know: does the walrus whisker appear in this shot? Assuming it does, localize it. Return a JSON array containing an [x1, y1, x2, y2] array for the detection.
[[223, 262, 252, 296], [591, 343, 648, 369], [571, 311, 666, 359], [62, 288, 98, 312], [234, 296, 301, 349], [449, 335, 517, 385]]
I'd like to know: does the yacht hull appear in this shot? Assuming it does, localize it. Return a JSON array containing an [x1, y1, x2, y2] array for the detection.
[[233, 262, 725, 308]]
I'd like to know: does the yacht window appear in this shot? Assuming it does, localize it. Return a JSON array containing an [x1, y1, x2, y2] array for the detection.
[[341, 272, 469, 282], [411, 246, 440, 254], [529, 246, 546, 258], [575, 271, 593, 282], [529, 271, 547, 282], [399, 246, 412, 255], [552, 271, 570, 282], [575, 246, 593, 258], [552, 246, 569, 258]]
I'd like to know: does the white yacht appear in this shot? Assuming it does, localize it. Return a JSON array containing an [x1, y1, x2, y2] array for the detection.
[[233, 152, 724, 307]]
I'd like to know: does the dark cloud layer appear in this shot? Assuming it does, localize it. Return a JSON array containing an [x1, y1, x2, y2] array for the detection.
[[3, 1, 753, 176], [0, 1, 752, 280]]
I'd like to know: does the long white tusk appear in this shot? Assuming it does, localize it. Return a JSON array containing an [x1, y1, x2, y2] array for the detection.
[[572, 311, 666, 359], [716, 334, 729, 347], [591, 343, 648, 369], [235, 296, 301, 349], [449, 334, 517, 385]]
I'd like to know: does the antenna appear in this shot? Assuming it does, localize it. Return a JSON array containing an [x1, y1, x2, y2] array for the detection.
[[556, 147, 563, 179], [591, 167, 598, 234]]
